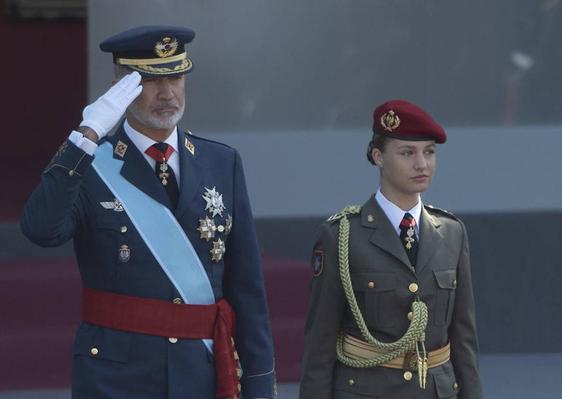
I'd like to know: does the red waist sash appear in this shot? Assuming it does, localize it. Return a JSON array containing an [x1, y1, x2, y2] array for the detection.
[[82, 287, 240, 399]]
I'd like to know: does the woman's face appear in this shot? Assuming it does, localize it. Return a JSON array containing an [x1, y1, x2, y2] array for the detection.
[[372, 138, 436, 198]]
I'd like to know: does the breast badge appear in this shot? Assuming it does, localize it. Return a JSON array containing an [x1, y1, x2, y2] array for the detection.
[[100, 198, 124, 212], [197, 187, 232, 262], [210, 239, 226, 262], [203, 187, 225, 217], [197, 216, 216, 241], [118, 244, 131, 263]]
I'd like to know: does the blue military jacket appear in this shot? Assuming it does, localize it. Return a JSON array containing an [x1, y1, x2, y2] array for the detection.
[[21, 125, 275, 399]]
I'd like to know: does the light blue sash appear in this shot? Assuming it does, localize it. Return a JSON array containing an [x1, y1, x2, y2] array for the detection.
[[92, 142, 214, 353]]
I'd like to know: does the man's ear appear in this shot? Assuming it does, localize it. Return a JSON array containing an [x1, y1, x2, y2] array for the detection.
[[372, 148, 383, 167]]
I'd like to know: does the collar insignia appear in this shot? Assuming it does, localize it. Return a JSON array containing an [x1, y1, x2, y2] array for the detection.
[[114, 140, 128, 158], [185, 137, 195, 156]]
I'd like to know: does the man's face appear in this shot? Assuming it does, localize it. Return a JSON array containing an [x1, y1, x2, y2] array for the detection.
[[373, 138, 436, 197], [128, 74, 186, 131]]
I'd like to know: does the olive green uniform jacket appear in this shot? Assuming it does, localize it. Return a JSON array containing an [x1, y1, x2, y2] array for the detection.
[[300, 196, 482, 399]]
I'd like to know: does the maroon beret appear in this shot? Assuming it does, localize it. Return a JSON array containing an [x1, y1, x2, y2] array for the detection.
[[372, 99, 446, 143]]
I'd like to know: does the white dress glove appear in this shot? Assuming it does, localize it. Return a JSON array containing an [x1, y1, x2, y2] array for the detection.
[[79, 71, 143, 139]]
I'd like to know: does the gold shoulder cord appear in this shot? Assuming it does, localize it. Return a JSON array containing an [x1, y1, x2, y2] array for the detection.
[[334, 206, 430, 388]]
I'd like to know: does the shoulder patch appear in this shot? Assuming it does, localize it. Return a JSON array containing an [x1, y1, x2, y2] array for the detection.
[[326, 205, 362, 223], [312, 249, 324, 277], [424, 204, 459, 221]]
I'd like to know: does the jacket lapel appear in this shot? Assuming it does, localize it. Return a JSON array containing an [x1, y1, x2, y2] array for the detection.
[[108, 126, 172, 209], [175, 132, 203, 218], [362, 196, 414, 271], [415, 206, 443, 273]]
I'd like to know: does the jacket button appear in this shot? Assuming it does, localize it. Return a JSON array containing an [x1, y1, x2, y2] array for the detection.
[[172, 297, 182, 304], [168, 337, 178, 344], [453, 382, 459, 390], [403, 371, 413, 381], [407, 311, 413, 321], [408, 283, 419, 293], [367, 281, 375, 289], [453, 279, 457, 288], [120, 226, 128, 233], [348, 379, 355, 386], [68, 170, 75, 176], [90, 347, 99, 356]]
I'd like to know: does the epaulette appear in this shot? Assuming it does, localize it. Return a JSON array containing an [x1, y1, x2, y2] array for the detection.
[[326, 205, 362, 223], [424, 204, 459, 221], [183, 130, 233, 150]]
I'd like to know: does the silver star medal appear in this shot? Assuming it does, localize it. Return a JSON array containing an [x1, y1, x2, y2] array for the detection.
[[202, 187, 226, 217], [210, 238, 226, 262], [197, 216, 216, 241]]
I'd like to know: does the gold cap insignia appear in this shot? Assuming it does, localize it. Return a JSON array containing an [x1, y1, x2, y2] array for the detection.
[[155, 37, 178, 58], [185, 137, 195, 156], [114, 140, 128, 158], [380, 110, 401, 132]]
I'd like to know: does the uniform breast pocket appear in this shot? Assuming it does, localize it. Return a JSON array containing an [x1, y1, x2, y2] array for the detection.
[[351, 271, 397, 328], [433, 269, 457, 326]]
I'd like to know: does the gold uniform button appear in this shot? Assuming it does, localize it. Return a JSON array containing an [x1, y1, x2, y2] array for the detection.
[[403, 371, 413, 381], [90, 347, 99, 356], [217, 225, 225, 233], [172, 297, 182, 304], [168, 337, 178, 344], [407, 311, 413, 321], [409, 283, 419, 293], [367, 281, 375, 289], [348, 379, 355, 386], [120, 226, 128, 233], [453, 382, 459, 390], [68, 170, 75, 176]]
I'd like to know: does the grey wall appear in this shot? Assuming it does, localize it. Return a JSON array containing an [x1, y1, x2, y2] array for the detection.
[[89, 0, 562, 217]]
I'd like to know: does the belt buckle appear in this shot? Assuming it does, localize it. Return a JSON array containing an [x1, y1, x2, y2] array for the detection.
[[402, 351, 418, 372]]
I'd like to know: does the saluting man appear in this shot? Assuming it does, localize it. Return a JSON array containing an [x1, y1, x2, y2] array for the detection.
[[300, 100, 483, 399], [21, 26, 275, 399]]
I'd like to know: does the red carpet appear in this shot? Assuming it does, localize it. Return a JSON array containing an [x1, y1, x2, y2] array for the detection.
[[0, 254, 309, 390]]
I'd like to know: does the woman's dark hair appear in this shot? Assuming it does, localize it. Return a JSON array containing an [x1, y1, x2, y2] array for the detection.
[[366, 134, 390, 165]]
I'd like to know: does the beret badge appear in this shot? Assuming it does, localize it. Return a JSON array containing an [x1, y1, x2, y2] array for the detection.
[[154, 37, 178, 58], [380, 110, 401, 132]]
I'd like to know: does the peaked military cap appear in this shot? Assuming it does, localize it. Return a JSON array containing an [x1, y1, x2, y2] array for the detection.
[[372, 99, 447, 143], [100, 25, 195, 77]]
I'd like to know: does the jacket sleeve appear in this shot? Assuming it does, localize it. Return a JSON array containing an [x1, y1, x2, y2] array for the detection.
[[299, 222, 345, 399], [449, 221, 483, 399], [222, 150, 276, 399], [20, 139, 92, 247]]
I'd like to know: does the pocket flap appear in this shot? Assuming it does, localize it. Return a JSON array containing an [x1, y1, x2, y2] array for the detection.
[[72, 323, 130, 363], [433, 269, 457, 289], [351, 272, 396, 292], [434, 371, 459, 398]]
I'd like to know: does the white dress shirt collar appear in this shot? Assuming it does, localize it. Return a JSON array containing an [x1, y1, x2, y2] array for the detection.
[[375, 189, 422, 236], [123, 119, 178, 155]]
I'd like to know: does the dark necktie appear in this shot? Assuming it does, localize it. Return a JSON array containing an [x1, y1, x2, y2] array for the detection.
[[145, 142, 179, 209], [399, 213, 418, 267]]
